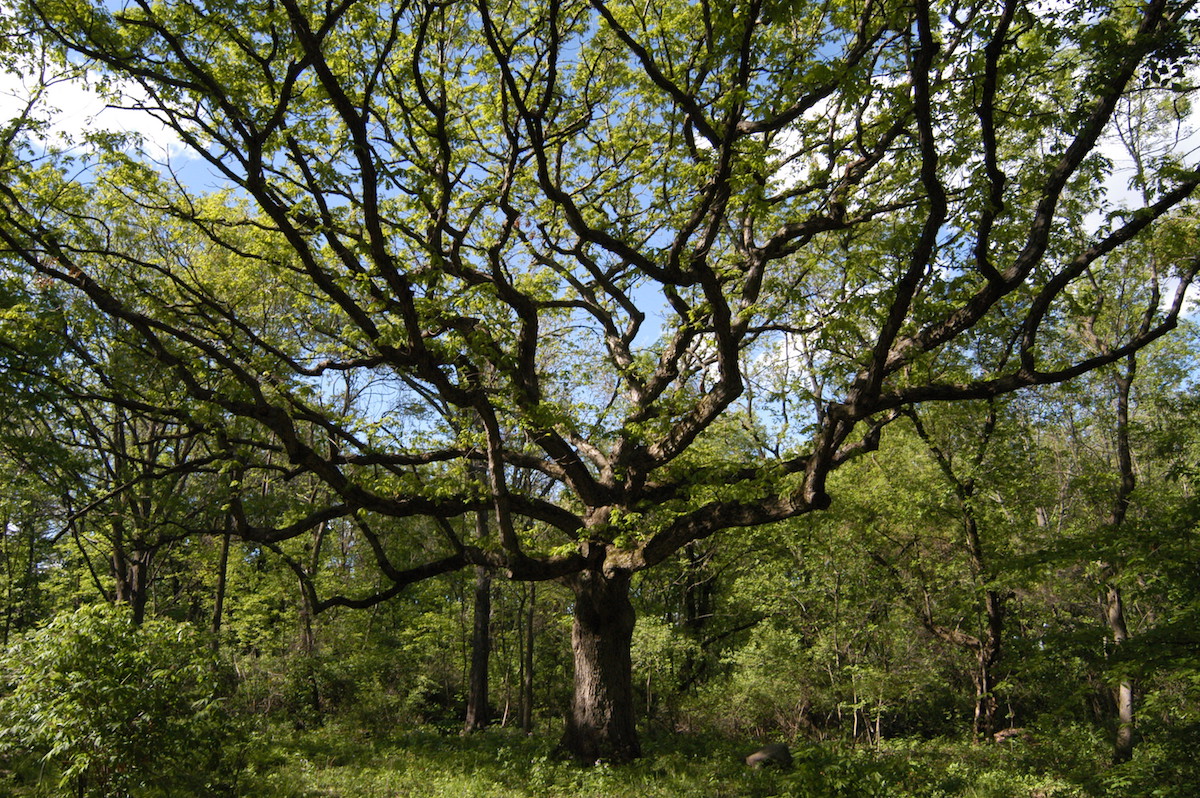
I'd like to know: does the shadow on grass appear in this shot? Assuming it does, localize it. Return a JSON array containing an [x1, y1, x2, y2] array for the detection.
[[232, 723, 1021, 798], [189, 719, 1192, 798]]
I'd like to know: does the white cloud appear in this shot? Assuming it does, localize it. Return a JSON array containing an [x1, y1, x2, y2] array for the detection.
[[0, 65, 192, 164], [767, 124, 816, 192]]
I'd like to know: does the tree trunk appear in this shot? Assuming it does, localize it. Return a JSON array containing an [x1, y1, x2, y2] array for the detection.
[[463, 504, 493, 732], [2, 508, 13, 646], [560, 569, 641, 763], [909, 405, 1009, 741], [211, 526, 232, 651], [1104, 361, 1136, 764], [520, 581, 535, 735], [114, 548, 150, 625], [1107, 584, 1135, 763], [677, 542, 715, 692], [463, 560, 493, 731], [973, 588, 1006, 740], [298, 519, 327, 656], [128, 553, 148, 625]]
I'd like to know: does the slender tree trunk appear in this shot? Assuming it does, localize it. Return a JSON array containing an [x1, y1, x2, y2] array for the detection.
[[676, 542, 714, 691], [909, 406, 1008, 741], [520, 581, 535, 735], [298, 519, 327, 656], [464, 507, 493, 732], [21, 523, 37, 631], [2, 508, 13, 646], [112, 518, 129, 604], [211, 526, 232, 651], [463, 560, 493, 731], [298, 589, 316, 655], [1104, 361, 1137, 763], [1107, 584, 1135, 763], [128, 552, 148, 625], [681, 542, 714, 634], [112, 544, 150, 624], [974, 588, 1006, 740], [560, 569, 640, 763], [113, 529, 150, 626]]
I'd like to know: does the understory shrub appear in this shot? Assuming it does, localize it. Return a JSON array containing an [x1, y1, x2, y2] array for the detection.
[[0, 603, 241, 797]]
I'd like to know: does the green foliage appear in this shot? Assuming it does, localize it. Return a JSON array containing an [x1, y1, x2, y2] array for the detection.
[[1, 0, 1199, 773], [1101, 709, 1200, 798], [172, 722, 1199, 798], [630, 613, 700, 702], [225, 724, 926, 798], [0, 604, 241, 796]]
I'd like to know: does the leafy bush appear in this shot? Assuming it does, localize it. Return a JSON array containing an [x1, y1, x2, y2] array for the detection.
[[0, 603, 240, 796], [1101, 716, 1200, 797]]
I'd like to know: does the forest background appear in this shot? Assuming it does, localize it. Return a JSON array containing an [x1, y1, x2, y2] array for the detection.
[[0, 0, 1199, 795]]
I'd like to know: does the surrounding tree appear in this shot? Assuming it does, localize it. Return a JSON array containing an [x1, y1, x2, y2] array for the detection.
[[0, 0, 1197, 761], [864, 402, 1017, 741]]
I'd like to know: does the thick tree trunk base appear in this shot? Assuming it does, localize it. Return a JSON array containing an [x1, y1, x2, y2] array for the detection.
[[559, 569, 641, 764]]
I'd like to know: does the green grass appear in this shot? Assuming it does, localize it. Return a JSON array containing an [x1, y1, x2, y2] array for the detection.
[[6, 721, 1193, 797], [231, 724, 1092, 798], [241, 727, 781, 798]]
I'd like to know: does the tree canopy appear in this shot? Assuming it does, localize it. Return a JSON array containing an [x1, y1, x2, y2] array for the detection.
[[0, 0, 1197, 761]]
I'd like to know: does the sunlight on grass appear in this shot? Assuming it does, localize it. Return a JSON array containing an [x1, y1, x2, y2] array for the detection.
[[225, 723, 1115, 798]]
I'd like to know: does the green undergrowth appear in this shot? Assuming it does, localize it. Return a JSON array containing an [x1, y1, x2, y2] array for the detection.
[[6, 719, 1193, 797], [239, 726, 897, 798], [227, 722, 1128, 798]]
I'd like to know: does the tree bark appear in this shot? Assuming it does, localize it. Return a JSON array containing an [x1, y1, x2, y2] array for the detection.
[[520, 581, 535, 735], [211, 526, 232, 651], [1104, 360, 1137, 763], [464, 504, 493, 732], [1107, 584, 1135, 763], [560, 568, 641, 763], [463, 559, 493, 731], [298, 519, 328, 656], [128, 552, 148, 625], [1, 508, 13, 646], [974, 588, 1005, 740], [112, 533, 150, 626], [676, 542, 715, 692]]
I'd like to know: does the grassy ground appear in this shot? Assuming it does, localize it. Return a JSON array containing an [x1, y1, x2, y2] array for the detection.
[[230, 724, 1109, 798], [5, 720, 1186, 797]]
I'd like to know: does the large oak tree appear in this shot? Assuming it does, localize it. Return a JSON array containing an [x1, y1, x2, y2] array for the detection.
[[0, 0, 1197, 761]]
